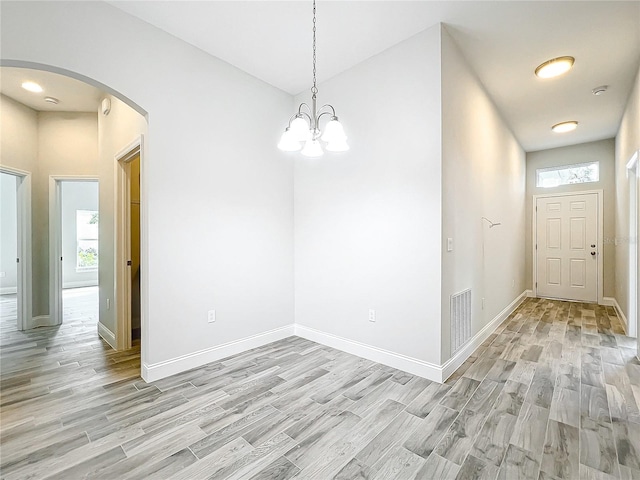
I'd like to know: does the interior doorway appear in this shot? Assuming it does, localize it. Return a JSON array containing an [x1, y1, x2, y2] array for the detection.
[[534, 191, 603, 303], [115, 138, 143, 351], [50, 177, 99, 327], [0, 167, 32, 331]]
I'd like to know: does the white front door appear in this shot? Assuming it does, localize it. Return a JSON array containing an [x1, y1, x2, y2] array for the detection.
[[536, 193, 599, 302]]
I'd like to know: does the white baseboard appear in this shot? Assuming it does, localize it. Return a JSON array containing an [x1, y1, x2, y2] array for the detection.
[[294, 324, 443, 383], [98, 322, 117, 349], [603, 296, 629, 335], [0, 287, 17, 295], [440, 290, 529, 382], [63, 280, 98, 289], [26, 315, 54, 329], [525, 289, 535, 298], [142, 324, 296, 383]]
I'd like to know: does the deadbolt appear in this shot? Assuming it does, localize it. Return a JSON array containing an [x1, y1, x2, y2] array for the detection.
[[591, 244, 596, 248]]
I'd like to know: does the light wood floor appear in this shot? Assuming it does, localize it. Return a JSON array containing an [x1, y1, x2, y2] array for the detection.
[[1, 296, 640, 479]]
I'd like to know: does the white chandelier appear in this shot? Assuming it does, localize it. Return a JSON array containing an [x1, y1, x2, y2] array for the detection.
[[278, 0, 348, 157]]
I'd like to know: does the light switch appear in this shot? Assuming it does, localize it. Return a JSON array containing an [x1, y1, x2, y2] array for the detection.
[[447, 238, 453, 252]]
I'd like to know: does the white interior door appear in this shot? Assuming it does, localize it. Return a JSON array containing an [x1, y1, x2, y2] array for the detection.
[[536, 193, 598, 302]]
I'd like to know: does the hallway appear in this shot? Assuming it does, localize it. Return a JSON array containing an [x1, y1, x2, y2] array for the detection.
[[1, 297, 639, 479]]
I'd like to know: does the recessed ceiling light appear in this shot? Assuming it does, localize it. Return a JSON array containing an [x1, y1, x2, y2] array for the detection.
[[592, 85, 608, 96], [535, 56, 575, 79], [551, 121, 578, 133], [21, 81, 43, 93], [44, 97, 59, 104]]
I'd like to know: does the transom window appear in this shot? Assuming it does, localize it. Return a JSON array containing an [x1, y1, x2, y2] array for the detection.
[[536, 161, 599, 188]]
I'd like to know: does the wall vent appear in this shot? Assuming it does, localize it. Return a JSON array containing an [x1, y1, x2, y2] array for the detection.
[[451, 289, 472, 354]]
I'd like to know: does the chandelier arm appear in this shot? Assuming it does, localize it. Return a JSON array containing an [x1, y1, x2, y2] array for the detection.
[[317, 104, 337, 117], [297, 103, 312, 115], [298, 111, 313, 125], [315, 111, 334, 128], [286, 113, 299, 127]]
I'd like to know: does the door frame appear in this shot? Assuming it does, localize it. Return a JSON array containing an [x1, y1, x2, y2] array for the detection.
[[0, 166, 32, 331], [114, 135, 144, 352], [532, 189, 604, 304], [49, 176, 99, 327], [626, 150, 639, 341]]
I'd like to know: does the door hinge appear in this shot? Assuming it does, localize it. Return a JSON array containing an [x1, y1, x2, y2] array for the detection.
[[536, 282, 537, 288], [60, 257, 63, 261], [127, 260, 132, 266], [16, 258, 19, 263]]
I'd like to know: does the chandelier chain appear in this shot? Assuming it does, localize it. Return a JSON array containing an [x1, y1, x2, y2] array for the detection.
[[311, 0, 318, 96]]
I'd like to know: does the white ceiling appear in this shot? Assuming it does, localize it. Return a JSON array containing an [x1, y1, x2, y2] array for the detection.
[[0, 67, 104, 112], [108, 0, 640, 152]]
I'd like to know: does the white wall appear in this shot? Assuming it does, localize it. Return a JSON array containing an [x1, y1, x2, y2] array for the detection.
[[615, 66, 640, 322], [0, 173, 18, 293], [525, 139, 616, 297], [440, 28, 526, 363], [35, 112, 99, 316], [294, 26, 443, 367], [0, 94, 38, 173], [1, 1, 294, 377], [61, 181, 99, 288], [0, 94, 37, 305]]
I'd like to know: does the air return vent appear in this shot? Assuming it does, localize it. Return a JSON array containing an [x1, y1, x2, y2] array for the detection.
[[451, 289, 471, 354]]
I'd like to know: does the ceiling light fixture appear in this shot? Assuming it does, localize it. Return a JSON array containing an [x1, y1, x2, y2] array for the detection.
[[551, 121, 578, 133], [592, 85, 608, 96], [44, 97, 59, 104], [278, 0, 348, 157], [21, 81, 43, 93], [535, 56, 575, 79]]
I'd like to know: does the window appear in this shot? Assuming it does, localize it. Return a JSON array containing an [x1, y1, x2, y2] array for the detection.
[[76, 210, 98, 271], [536, 161, 599, 188]]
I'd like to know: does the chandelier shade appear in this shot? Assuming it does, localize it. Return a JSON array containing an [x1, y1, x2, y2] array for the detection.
[[277, 128, 303, 152], [278, 0, 348, 156], [301, 139, 324, 157]]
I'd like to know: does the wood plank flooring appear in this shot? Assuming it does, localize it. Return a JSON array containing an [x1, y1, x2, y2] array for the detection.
[[2, 296, 640, 479]]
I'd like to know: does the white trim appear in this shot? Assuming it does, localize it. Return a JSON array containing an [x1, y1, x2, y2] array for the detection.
[[98, 322, 117, 349], [525, 289, 535, 297], [1, 166, 32, 331], [0, 287, 18, 295], [603, 297, 629, 336], [441, 290, 529, 381], [294, 324, 443, 382], [533, 190, 604, 304], [26, 315, 54, 329], [625, 150, 639, 342], [141, 325, 295, 383], [114, 136, 144, 355], [63, 280, 98, 289]]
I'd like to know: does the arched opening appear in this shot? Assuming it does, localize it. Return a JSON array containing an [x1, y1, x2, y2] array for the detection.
[[0, 61, 149, 377]]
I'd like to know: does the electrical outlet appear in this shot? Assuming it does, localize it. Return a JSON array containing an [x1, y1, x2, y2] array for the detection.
[[482, 298, 485, 310], [512, 279, 515, 288], [208, 310, 216, 323], [106, 298, 110, 310], [368, 309, 376, 322], [447, 238, 453, 252]]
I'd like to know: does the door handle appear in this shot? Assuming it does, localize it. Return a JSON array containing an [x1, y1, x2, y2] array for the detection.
[[591, 252, 596, 256]]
